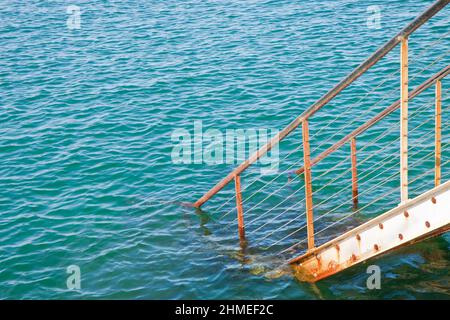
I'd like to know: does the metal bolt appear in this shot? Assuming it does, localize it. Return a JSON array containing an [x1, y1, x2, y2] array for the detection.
[[425, 221, 430, 228], [399, 233, 403, 240], [374, 244, 379, 251], [356, 234, 361, 241], [379, 223, 384, 229], [404, 211, 409, 218], [431, 197, 436, 204]]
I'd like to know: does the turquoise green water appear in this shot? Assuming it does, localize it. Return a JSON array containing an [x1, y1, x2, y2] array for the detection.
[[1, 0, 449, 299]]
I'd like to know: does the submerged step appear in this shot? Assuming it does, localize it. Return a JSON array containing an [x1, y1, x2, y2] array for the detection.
[[289, 180, 450, 282]]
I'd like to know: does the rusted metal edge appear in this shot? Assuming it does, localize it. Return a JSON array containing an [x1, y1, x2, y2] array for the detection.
[[400, 38, 409, 203], [295, 223, 450, 282], [192, 0, 449, 208], [234, 174, 245, 241], [435, 80, 442, 186], [289, 179, 450, 264], [295, 64, 450, 175], [351, 138, 358, 209], [302, 120, 315, 250]]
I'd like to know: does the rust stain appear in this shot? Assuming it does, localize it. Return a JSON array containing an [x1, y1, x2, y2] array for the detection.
[[356, 234, 361, 254], [327, 260, 338, 273], [315, 255, 322, 272], [431, 197, 436, 204], [292, 253, 347, 283], [291, 264, 316, 282], [425, 221, 431, 228], [379, 223, 384, 229], [399, 233, 404, 240], [318, 260, 341, 280], [404, 210, 409, 218]]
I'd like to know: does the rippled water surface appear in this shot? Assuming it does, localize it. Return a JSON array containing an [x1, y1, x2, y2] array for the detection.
[[1, 0, 450, 299]]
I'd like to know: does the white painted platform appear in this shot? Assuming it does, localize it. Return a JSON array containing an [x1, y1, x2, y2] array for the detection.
[[290, 180, 450, 282]]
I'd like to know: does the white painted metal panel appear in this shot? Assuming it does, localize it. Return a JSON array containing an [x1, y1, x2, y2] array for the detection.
[[290, 180, 450, 282]]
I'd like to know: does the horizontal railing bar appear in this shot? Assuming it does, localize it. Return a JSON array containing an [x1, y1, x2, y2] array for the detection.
[[192, 0, 449, 208], [295, 64, 450, 175]]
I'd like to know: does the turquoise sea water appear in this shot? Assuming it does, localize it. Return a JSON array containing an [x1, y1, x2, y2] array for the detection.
[[1, 0, 449, 299]]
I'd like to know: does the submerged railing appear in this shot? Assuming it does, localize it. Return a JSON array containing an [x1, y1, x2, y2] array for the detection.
[[190, 0, 450, 253]]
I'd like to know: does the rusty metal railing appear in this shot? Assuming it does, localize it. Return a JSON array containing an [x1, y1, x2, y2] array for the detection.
[[190, 0, 449, 249]]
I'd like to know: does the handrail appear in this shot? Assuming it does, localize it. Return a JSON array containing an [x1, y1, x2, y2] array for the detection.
[[295, 64, 450, 175], [297, 0, 448, 121], [192, 0, 449, 208]]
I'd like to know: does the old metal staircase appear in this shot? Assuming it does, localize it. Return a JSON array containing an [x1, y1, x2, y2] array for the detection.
[[190, 0, 450, 281]]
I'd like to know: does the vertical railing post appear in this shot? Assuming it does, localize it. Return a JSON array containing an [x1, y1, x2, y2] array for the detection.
[[234, 174, 245, 241], [351, 138, 358, 209], [302, 120, 315, 251], [400, 37, 409, 203], [435, 79, 442, 187]]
